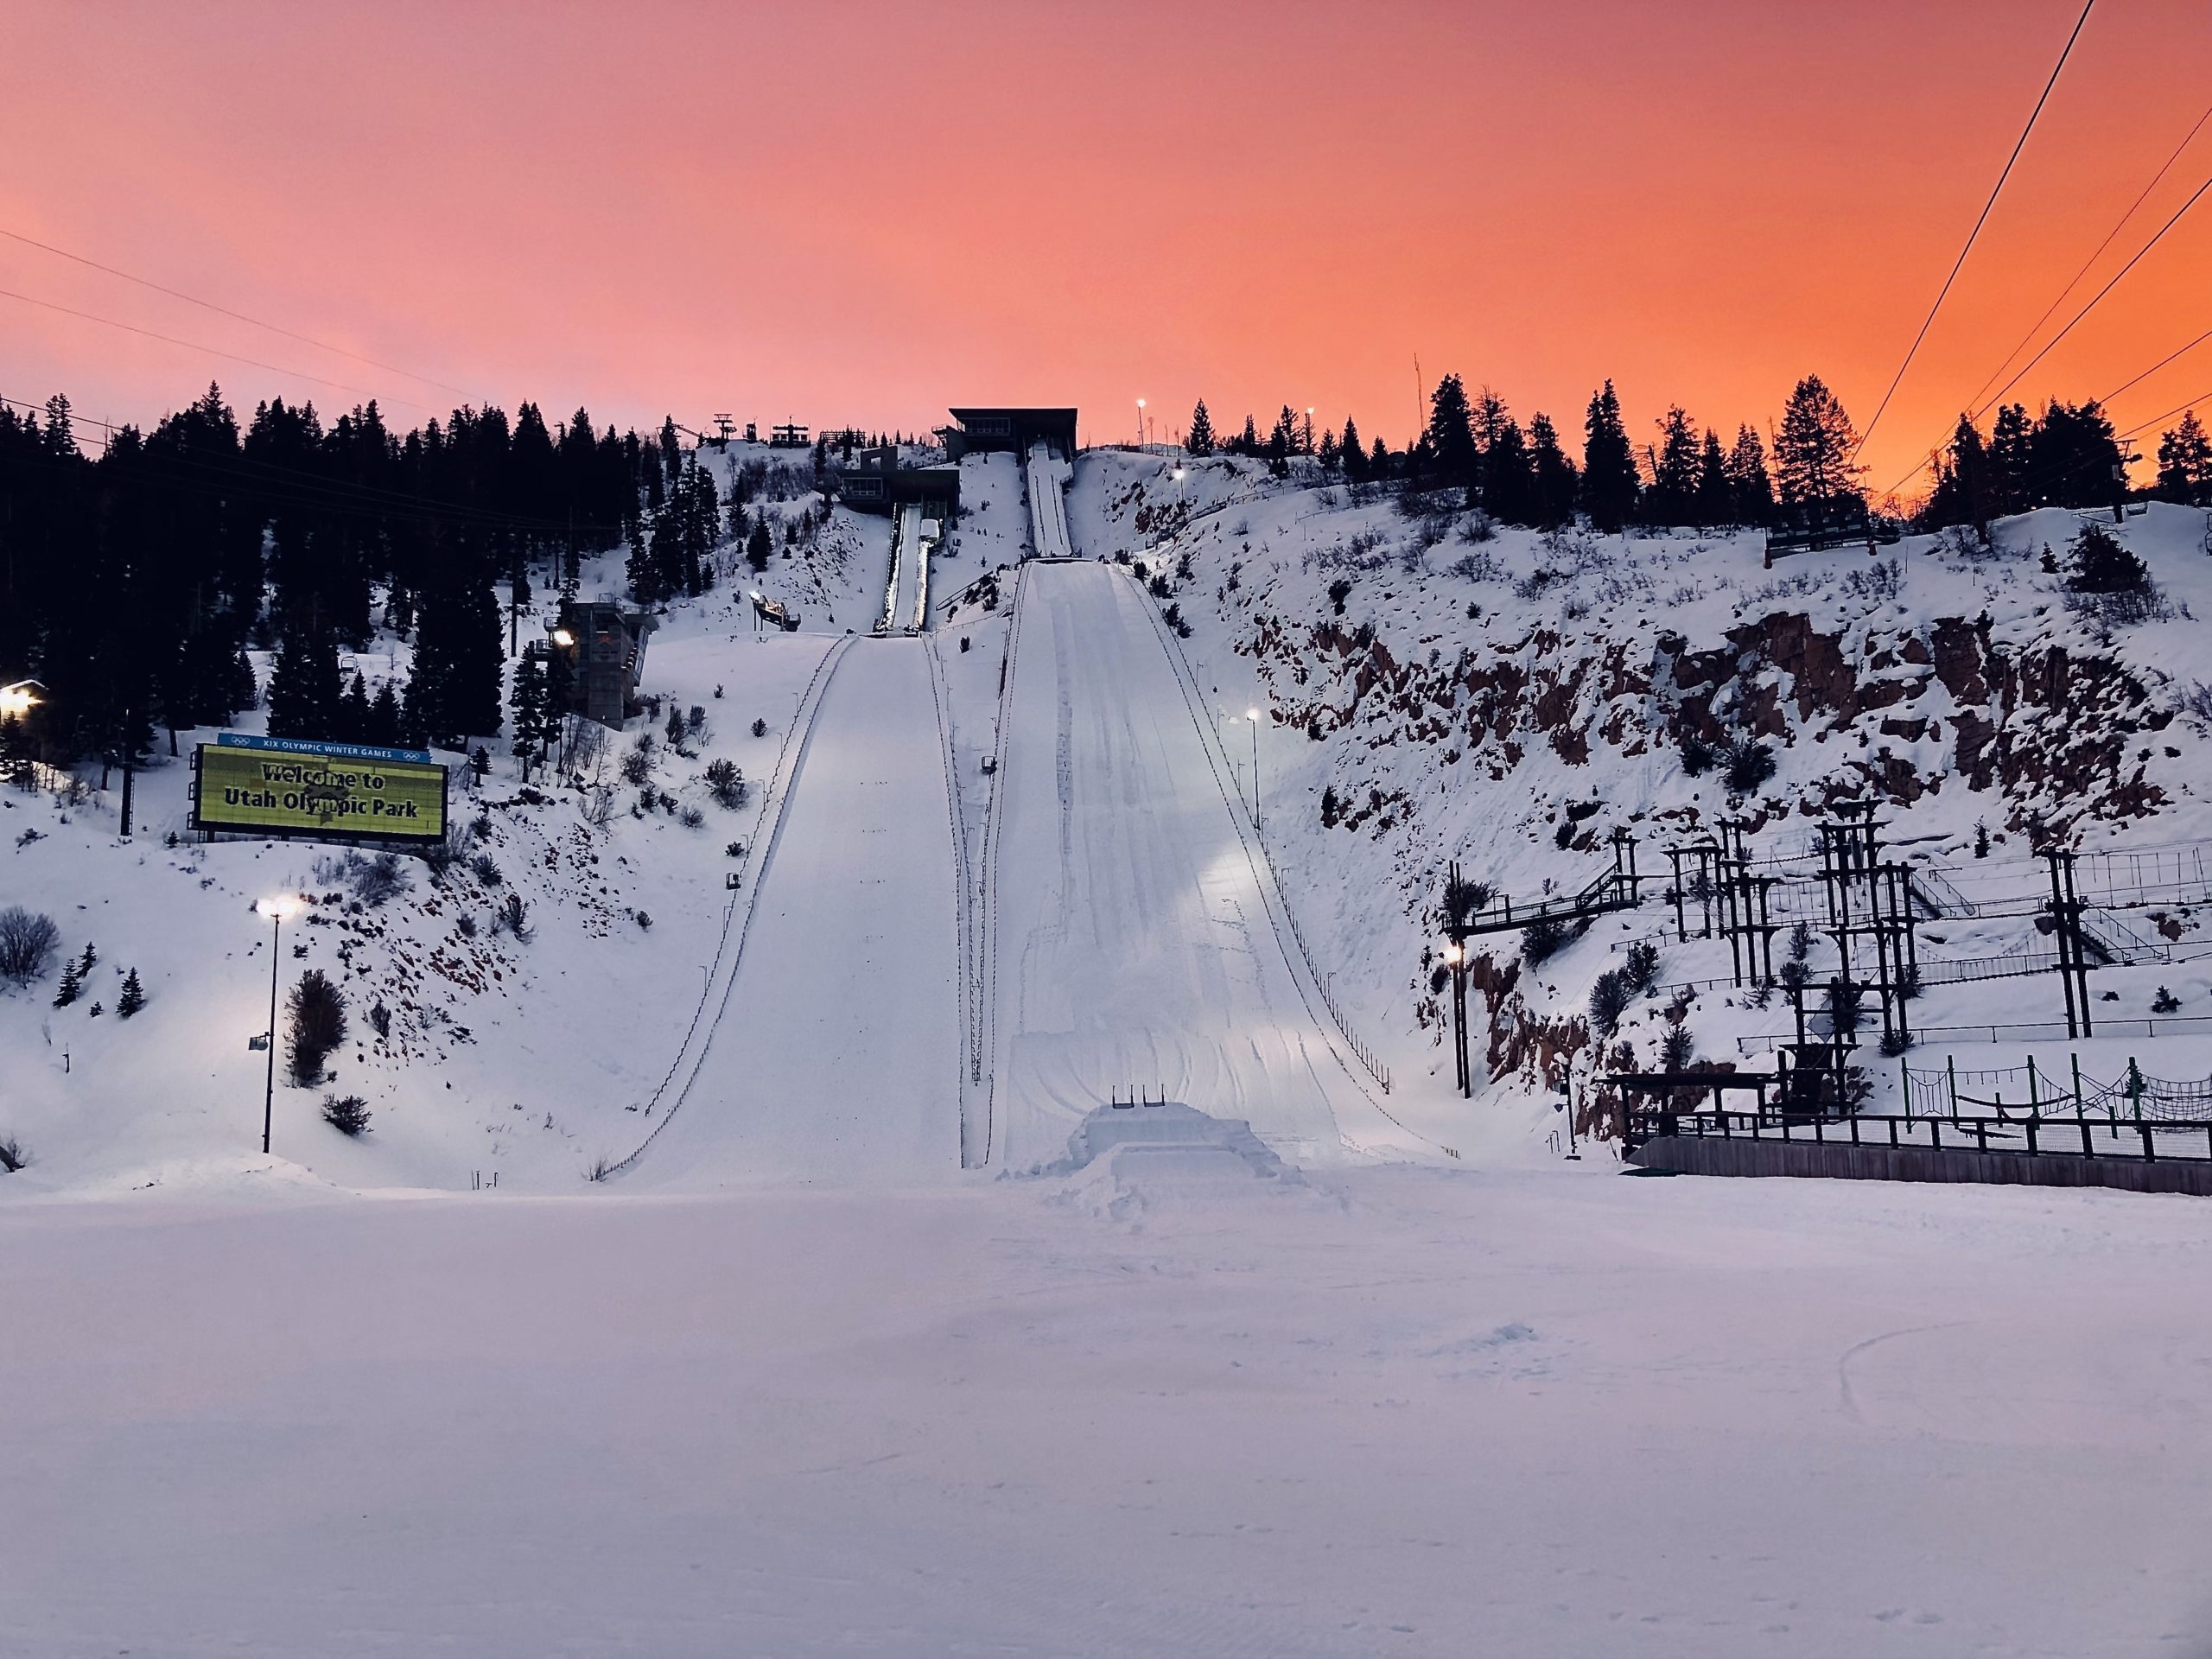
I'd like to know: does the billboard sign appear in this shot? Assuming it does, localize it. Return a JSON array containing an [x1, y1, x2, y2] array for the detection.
[[192, 733, 449, 846]]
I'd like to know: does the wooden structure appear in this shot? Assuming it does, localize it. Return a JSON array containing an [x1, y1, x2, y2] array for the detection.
[[768, 422, 810, 448]]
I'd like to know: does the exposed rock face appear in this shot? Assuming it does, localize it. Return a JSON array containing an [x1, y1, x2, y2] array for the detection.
[[1258, 605, 2171, 836]]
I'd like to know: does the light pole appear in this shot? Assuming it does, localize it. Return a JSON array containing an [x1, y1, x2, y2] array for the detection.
[[1243, 708, 1263, 836], [256, 896, 299, 1155], [1135, 397, 1147, 450], [1560, 1052, 1584, 1160], [1441, 940, 1467, 1097], [1303, 406, 1315, 456]]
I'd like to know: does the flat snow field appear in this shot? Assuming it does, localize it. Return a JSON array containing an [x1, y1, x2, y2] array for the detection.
[[3, 1163, 2208, 1657]]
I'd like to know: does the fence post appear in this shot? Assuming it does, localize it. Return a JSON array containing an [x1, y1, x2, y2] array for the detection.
[[2129, 1057, 2145, 1122], [1947, 1054, 1958, 1119], [2026, 1055, 2039, 1116], [2070, 1052, 2083, 1116], [1898, 1054, 1910, 1115]]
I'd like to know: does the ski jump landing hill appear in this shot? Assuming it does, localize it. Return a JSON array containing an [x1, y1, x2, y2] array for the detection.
[[618, 432, 1416, 1185]]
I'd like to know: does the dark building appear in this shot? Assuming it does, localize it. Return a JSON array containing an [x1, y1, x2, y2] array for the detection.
[[940, 408, 1078, 462], [550, 601, 656, 728], [836, 444, 961, 518]]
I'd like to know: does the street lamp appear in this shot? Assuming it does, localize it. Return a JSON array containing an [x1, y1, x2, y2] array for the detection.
[[1135, 397, 1146, 449], [255, 896, 301, 1155], [1304, 406, 1315, 456], [1244, 708, 1262, 836], [1559, 1052, 1584, 1160]]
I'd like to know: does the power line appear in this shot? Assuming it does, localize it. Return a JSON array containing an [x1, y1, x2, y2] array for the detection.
[[0, 285, 436, 413], [1853, 0, 2096, 458], [1962, 98, 2212, 415], [0, 226, 478, 402], [2097, 323, 2212, 408], [1968, 167, 2212, 422]]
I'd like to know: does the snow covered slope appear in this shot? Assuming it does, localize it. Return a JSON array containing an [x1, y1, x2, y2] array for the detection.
[[984, 561, 1414, 1169], [624, 638, 963, 1186]]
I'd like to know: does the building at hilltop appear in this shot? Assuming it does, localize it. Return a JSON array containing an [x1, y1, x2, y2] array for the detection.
[[940, 408, 1078, 461], [836, 444, 961, 518]]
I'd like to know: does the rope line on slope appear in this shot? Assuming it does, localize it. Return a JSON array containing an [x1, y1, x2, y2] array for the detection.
[[1116, 563, 1457, 1160], [600, 635, 853, 1179]]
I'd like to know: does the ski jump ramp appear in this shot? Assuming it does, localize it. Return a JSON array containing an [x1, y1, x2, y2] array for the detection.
[[629, 639, 963, 1186], [983, 560, 1389, 1171]]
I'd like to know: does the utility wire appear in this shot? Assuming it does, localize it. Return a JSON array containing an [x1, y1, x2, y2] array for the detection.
[[1968, 167, 2212, 422], [1962, 98, 2212, 415], [1854, 0, 2096, 458], [2097, 323, 2212, 408], [0, 226, 478, 402], [0, 285, 435, 413]]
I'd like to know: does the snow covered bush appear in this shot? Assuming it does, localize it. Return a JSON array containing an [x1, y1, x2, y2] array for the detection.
[[1659, 1024, 1694, 1070], [704, 759, 747, 810], [0, 906, 60, 985], [1724, 737, 1777, 793], [2152, 986, 2181, 1014], [469, 854, 503, 887], [116, 969, 146, 1018], [287, 969, 348, 1086], [0, 1135, 24, 1173], [2066, 522, 2149, 594], [321, 1095, 372, 1137]]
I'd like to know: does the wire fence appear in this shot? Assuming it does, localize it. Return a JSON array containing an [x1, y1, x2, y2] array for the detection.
[[1901, 1052, 2212, 1122]]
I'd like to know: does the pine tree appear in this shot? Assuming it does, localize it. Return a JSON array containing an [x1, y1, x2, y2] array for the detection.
[[1726, 425, 1775, 525], [1580, 380, 1638, 533], [368, 680, 403, 747], [116, 968, 146, 1018], [509, 652, 548, 771], [1317, 429, 1339, 470], [2156, 410, 2212, 505], [1339, 417, 1367, 485], [339, 671, 371, 743], [1648, 407, 1701, 525], [1694, 429, 1732, 527], [1772, 375, 1863, 513], [1425, 374, 1478, 498], [1480, 417, 1533, 525], [52, 957, 81, 1007], [1924, 413, 1991, 530], [1186, 399, 1216, 457], [1988, 403, 2032, 515], [1237, 414, 1261, 455], [265, 625, 341, 738], [1529, 413, 1579, 530]]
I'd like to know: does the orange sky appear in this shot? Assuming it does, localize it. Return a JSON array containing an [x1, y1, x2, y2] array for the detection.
[[3, 1, 2209, 499]]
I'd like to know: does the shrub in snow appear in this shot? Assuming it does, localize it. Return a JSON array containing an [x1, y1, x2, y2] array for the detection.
[[664, 707, 686, 746], [0, 906, 61, 985], [456, 912, 479, 939], [321, 1094, 372, 1137], [1327, 578, 1353, 616], [1659, 1024, 1694, 1071], [1624, 940, 1661, 994], [496, 893, 533, 942], [1522, 914, 1569, 964], [2152, 986, 2181, 1014], [350, 852, 411, 909], [686, 705, 706, 736], [287, 969, 348, 1086], [0, 1135, 25, 1173], [469, 854, 503, 887], [678, 805, 705, 830], [52, 957, 81, 1007], [116, 969, 146, 1018], [751, 716, 768, 738], [1589, 969, 1631, 1038], [1723, 738, 1777, 794], [1878, 1028, 1911, 1057], [1679, 732, 1715, 777], [1827, 978, 1864, 1036], [704, 760, 747, 810], [2066, 523, 2148, 594], [620, 742, 653, 787]]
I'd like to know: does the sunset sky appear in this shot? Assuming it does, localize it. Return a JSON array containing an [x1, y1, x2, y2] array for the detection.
[[4, 1, 2209, 498]]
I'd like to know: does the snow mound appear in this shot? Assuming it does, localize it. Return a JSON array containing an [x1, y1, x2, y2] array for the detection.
[[1034, 1102, 1330, 1224]]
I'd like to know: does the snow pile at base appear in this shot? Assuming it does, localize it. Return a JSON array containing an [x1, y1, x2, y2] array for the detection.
[[1033, 1100, 1324, 1223]]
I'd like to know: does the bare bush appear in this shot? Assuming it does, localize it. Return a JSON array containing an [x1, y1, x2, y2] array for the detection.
[[0, 906, 61, 984], [321, 1094, 372, 1136]]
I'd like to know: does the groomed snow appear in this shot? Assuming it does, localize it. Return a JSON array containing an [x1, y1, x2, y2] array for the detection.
[[3, 1166, 2206, 1657]]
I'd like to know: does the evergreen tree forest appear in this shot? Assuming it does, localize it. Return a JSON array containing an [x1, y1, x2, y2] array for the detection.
[[0, 383, 677, 767]]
